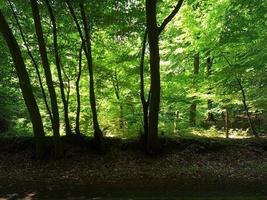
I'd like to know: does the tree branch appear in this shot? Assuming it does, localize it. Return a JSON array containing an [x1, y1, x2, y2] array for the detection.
[[158, 0, 184, 34]]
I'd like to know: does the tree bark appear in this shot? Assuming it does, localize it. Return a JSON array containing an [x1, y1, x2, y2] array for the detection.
[[30, 0, 62, 158], [75, 44, 83, 135], [207, 55, 215, 122], [112, 68, 124, 130], [189, 53, 200, 126], [45, 0, 72, 136], [146, 0, 160, 152], [145, 0, 184, 153], [0, 10, 45, 158], [140, 29, 149, 144], [173, 111, 179, 134], [224, 109, 229, 138]]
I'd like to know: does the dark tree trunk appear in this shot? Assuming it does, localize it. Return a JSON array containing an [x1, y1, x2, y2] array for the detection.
[[145, 0, 184, 153], [189, 104, 197, 127], [80, 3, 104, 151], [30, 0, 62, 158], [224, 109, 229, 138], [236, 77, 258, 137], [206, 55, 215, 122], [66, 1, 105, 149], [75, 44, 83, 135], [112, 68, 124, 130], [173, 111, 179, 134], [8, 0, 53, 122], [189, 53, 200, 126], [61, 66, 71, 119], [140, 29, 149, 144], [45, 0, 72, 136], [119, 105, 124, 129], [222, 53, 258, 137], [146, 0, 160, 152], [0, 10, 45, 158]]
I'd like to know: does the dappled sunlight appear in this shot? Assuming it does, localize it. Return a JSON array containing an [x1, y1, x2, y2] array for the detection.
[[191, 127, 253, 139]]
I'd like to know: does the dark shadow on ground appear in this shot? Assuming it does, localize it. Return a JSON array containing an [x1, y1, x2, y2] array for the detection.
[[1, 179, 267, 199]]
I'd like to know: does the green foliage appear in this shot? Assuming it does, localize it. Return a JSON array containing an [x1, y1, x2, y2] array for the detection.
[[0, 0, 266, 138]]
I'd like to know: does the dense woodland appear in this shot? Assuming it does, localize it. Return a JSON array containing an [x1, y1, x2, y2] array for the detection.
[[0, 0, 267, 158]]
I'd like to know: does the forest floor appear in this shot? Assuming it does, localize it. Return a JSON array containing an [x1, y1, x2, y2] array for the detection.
[[0, 136, 267, 199]]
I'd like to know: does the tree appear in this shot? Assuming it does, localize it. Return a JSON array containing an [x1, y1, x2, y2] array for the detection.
[[45, 0, 72, 136], [66, 1, 105, 151], [140, 29, 150, 143], [189, 53, 200, 126], [7, 0, 53, 123], [75, 43, 83, 135], [30, 0, 62, 157], [206, 54, 215, 122], [145, 0, 184, 152], [0, 9, 45, 158], [112, 67, 124, 130]]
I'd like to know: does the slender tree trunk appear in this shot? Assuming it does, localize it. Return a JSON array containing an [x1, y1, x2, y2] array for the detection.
[[140, 29, 149, 143], [189, 104, 197, 126], [236, 77, 258, 137], [66, 1, 105, 150], [30, 0, 62, 157], [189, 53, 200, 126], [8, 0, 53, 122], [45, 0, 72, 136], [112, 68, 124, 130], [0, 10, 45, 158], [207, 55, 215, 122], [146, 1, 160, 152], [80, 3, 104, 150], [224, 109, 229, 138], [75, 44, 83, 135], [61, 66, 71, 118], [221, 53, 258, 137], [173, 111, 179, 134]]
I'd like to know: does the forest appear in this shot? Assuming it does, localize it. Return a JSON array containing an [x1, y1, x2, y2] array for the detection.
[[0, 0, 267, 199]]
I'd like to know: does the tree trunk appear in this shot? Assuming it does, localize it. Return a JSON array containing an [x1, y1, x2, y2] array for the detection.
[[224, 109, 229, 138], [173, 111, 179, 134], [75, 44, 83, 135], [30, 0, 62, 158], [66, 0, 104, 149], [146, 1, 160, 152], [145, 0, 184, 153], [207, 55, 215, 122], [112, 68, 124, 130], [0, 10, 45, 158], [221, 53, 258, 137], [236, 77, 258, 137], [189, 53, 200, 126], [8, 0, 53, 123], [140, 29, 150, 144], [80, 3, 104, 151], [45, 0, 72, 136]]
